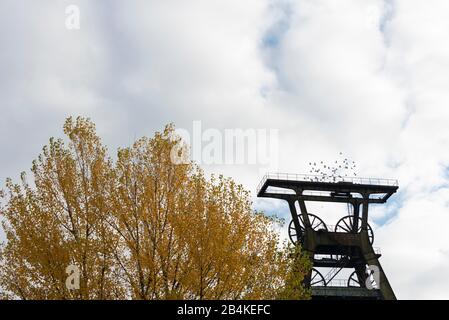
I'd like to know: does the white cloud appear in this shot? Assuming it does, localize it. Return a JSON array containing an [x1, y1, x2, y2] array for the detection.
[[1, 0, 449, 299], [263, 0, 449, 299]]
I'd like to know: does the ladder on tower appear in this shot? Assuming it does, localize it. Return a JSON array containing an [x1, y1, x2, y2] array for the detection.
[[323, 255, 350, 285], [323, 203, 353, 285]]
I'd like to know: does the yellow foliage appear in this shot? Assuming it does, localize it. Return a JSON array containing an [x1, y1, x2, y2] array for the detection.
[[0, 117, 310, 300]]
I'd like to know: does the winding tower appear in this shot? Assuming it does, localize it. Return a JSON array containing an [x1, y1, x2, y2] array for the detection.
[[257, 173, 398, 300]]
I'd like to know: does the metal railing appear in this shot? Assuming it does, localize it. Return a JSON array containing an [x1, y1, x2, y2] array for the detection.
[[325, 279, 348, 287], [311, 278, 350, 287], [257, 173, 398, 195], [261, 188, 296, 195]]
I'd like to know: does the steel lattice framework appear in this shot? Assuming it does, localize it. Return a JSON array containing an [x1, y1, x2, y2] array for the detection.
[[257, 173, 399, 300]]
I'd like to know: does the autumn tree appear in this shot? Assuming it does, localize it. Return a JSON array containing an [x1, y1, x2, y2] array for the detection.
[[0, 117, 310, 300], [278, 246, 312, 300], [0, 118, 121, 299]]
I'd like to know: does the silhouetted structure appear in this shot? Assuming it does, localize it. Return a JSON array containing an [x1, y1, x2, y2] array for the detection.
[[257, 173, 398, 300]]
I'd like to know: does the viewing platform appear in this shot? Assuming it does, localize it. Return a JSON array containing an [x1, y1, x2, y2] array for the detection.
[[257, 173, 398, 203]]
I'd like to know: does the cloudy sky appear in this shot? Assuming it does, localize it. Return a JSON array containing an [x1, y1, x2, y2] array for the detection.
[[1, 0, 449, 299]]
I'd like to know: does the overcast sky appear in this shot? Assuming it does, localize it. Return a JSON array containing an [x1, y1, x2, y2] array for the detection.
[[1, 0, 449, 299]]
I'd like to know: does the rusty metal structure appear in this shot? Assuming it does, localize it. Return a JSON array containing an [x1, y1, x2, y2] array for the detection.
[[257, 173, 398, 300]]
